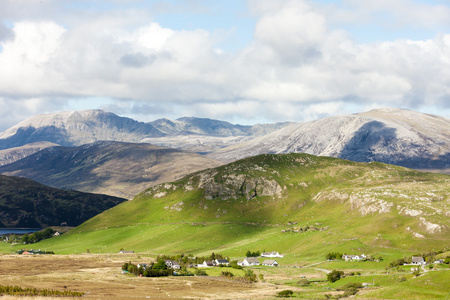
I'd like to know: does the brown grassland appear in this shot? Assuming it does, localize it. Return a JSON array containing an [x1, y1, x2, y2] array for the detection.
[[0, 253, 296, 299]]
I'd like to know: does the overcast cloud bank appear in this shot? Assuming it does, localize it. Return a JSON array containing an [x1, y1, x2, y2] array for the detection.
[[0, 0, 450, 130]]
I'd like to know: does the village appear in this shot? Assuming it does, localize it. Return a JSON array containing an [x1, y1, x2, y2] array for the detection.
[[122, 249, 445, 280]]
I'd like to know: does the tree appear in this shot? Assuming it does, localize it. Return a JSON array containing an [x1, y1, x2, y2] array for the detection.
[[327, 270, 344, 283], [325, 252, 342, 260], [20, 234, 29, 244], [152, 260, 168, 270]]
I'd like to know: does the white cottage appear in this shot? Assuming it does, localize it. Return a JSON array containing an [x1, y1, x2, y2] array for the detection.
[[242, 257, 260, 266], [411, 256, 426, 265], [262, 259, 279, 267], [261, 251, 284, 258]]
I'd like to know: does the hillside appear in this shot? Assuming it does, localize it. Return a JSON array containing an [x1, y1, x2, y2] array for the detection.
[[208, 108, 450, 172], [35, 153, 449, 258], [0, 141, 223, 199], [0, 175, 125, 228]]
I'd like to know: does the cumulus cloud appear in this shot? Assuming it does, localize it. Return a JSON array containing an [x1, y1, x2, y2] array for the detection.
[[0, 0, 450, 130]]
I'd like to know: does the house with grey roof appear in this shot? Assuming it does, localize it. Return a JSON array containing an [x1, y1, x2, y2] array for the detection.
[[262, 259, 279, 267], [411, 256, 426, 265]]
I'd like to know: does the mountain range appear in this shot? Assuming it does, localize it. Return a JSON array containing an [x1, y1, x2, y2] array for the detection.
[[0, 107, 448, 201], [0, 110, 290, 154]]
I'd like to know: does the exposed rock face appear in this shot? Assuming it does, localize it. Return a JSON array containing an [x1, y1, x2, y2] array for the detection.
[[208, 108, 450, 171], [197, 172, 284, 200]]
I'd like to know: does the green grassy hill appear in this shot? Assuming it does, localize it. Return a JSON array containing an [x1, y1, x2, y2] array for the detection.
[[12, 153, 449, 260]]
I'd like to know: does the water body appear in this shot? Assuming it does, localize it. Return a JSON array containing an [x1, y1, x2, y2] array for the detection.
[[0, 229, 41, 236]]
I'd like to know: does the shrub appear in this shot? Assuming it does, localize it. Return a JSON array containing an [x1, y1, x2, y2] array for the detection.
[[297, 278, 310, 286], [342, 287, 358, 297], [221, 271, 234, 278], [276, 290, 294, 298], [342, 282, 362, 290], [388, 258, 406, 269], [244, 269, 257, 282], [194, 269, 207, 276], [327, 270, 344, 283], [229, 260, 243, 269]]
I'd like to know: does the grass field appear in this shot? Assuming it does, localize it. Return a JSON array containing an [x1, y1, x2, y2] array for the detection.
[[0, 253, 448, 299]]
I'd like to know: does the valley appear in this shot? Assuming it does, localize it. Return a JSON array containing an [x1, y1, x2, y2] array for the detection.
[[0, 108, 448, 299]]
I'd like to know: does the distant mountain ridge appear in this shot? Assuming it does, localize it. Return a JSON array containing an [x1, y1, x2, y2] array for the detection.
[[208, 108, 450, 171], [0, 108, 448, 172], [0, 110, 291, 154], [0, 141, 223, 199], [0, 110, 164, 149]]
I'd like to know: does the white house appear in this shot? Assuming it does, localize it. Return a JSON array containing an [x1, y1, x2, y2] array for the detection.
[[242, 257, 260, 266], [215, 259, 229, 266], [164, 260, 181, 269], [262, 259, 279, 267], [197, 260, 214, 268], [261, 251, 284, 258], [343, 254, 366, 261], [171, 261, 181, 270], [411, 256, 426, 265]]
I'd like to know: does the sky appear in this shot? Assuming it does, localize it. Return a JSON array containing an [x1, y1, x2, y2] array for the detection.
[[1, 0, 450, 130]]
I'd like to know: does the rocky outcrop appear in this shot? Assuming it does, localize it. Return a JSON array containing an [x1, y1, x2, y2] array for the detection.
[[197, 172, 284, 200]]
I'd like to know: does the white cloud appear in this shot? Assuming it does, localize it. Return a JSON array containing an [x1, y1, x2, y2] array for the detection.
[[0, 0, 450, 130]]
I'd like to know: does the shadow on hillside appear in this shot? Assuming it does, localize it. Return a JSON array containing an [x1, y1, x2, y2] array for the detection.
[[339, 121, 397, 163], [0, 126, 69, 150], [339, 121, 450, 169]]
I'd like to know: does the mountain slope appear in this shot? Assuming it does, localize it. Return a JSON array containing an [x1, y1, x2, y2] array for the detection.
[[0, 109, 164, 150], [145, 118, 293, 153], [39, 153, 449, 256], [0, 141, 58, 166], [0, 111, 292, 156], [208, 108, 450, 171], [0, 174, 125, 228], [0, 141, 223, 199]]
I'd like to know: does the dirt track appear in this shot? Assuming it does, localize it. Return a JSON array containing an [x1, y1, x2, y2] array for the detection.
[[0, 254, 286, 299]]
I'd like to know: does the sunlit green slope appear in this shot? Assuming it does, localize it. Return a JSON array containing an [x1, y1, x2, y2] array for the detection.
[[20, 153, 449, 258]]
